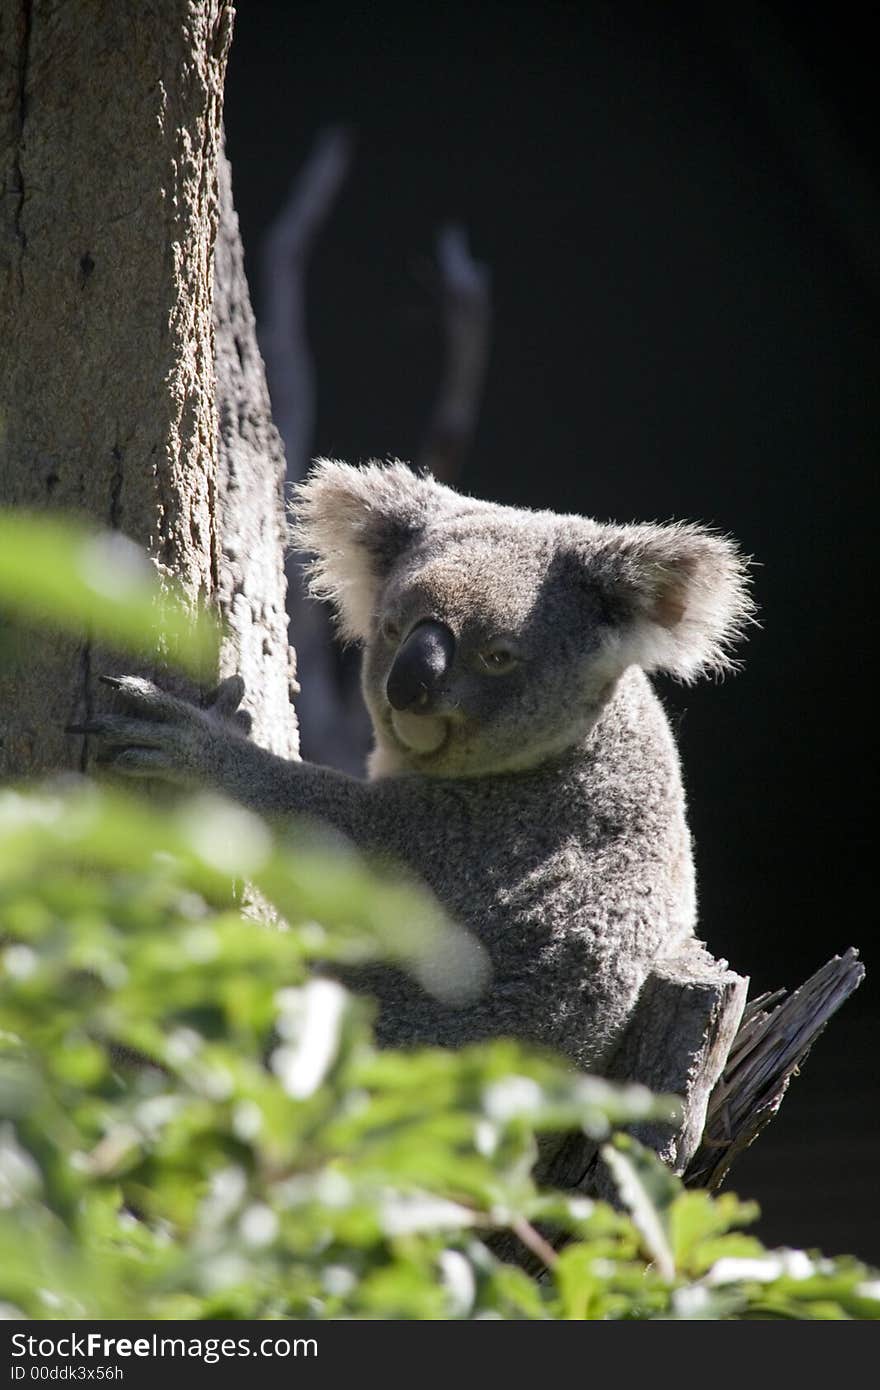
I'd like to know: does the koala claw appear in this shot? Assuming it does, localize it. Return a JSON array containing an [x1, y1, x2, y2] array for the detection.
[[231, 707, 253, 735], [204, 674, 247, 716], [99, 746, 179, 779], [95, 674, 187, 722], [70, 674, 252, 786], [95, 673, 248, 723], [66, 715, 170, 748]]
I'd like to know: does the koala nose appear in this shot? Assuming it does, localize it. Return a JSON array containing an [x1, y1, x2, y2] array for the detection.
[[386, 620, 455, 712]]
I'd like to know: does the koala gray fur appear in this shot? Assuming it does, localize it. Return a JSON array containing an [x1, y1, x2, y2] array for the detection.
[[85, 460, 753, 1073]]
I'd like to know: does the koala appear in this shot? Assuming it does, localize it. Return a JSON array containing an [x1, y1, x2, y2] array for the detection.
[[79, 460, 752, 1073]]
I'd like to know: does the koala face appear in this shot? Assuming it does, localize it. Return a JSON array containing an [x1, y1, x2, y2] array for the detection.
[[360, 517, 616, 776], [292, 460, 753, 779]]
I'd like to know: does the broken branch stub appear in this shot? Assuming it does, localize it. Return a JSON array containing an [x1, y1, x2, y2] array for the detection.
[[540, 946, 864, 1211]]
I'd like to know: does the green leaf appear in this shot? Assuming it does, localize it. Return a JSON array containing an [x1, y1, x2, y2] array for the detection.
[[0, 510, 218, 672], [2, 777, 879, 1321], [601, 1135, 679, 1281], [669, 1189, 761, 1274]]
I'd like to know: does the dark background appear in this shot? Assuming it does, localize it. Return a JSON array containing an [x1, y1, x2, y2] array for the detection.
[[224, 1, 877, 1261]]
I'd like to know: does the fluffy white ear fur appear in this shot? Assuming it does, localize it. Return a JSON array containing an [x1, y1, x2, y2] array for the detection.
[[292, 462, 754, 675], [290, 459, 449, 640], [597, 522, 755, 682]]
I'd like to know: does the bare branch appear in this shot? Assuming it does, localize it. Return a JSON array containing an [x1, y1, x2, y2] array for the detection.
[[260, 125, 353, 483], [685, 948, 865, 1190], [418, 223, 491, 483], [530, 947, 864, 1226], [509, 1215, 559, 1270], [257, 127, 373, 773]]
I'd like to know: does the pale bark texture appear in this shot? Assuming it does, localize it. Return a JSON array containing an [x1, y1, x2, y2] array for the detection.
[[541, 946, 862, 1211], [489, 945, 863, 1267], [0, 1, 297, 773], [214, 147, 298, 758]]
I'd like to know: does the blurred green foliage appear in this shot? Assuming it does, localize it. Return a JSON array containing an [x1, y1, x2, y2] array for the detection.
[[1, 510, 878, 1319], [0, 511, 218, 673]]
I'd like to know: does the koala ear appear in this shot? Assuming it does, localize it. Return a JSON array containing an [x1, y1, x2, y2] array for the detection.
[[290, 459, 448, 640], [592, 521, 755, 682]]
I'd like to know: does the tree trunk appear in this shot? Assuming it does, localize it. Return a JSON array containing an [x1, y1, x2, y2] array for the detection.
[[0, 0, 296, 772], [213, 145, 298, 759], [540, 946, 863, 1213]]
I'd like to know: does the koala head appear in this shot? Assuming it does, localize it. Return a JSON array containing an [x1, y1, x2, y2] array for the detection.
[[292, 460, 754, 778]]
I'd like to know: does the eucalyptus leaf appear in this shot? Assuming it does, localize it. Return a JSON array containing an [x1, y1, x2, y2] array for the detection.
[[1, 778, 878, 1320], [0, 510, 218, 672]]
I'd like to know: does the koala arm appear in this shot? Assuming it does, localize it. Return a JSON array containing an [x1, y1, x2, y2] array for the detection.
[[70, 675, 386, 845]]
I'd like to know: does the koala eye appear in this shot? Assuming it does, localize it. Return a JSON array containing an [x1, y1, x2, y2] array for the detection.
[[477, 643, 519, 675], [380, 618, 401, 644]]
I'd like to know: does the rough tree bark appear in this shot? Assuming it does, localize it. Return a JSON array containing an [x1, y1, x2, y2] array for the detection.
[[0, 0, 296, 775], [213, 145, 297, 758], [533, 945, 863, 1223]]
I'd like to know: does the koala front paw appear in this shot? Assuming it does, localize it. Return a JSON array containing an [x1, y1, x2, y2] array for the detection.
[[67, 674, 251, 786]]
